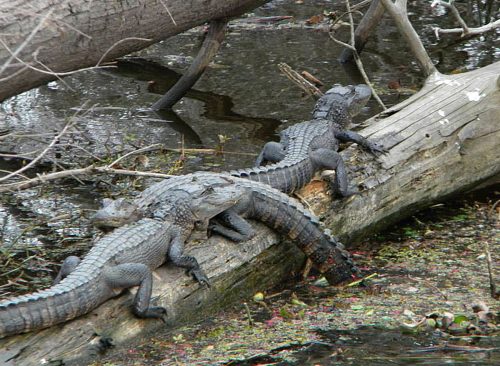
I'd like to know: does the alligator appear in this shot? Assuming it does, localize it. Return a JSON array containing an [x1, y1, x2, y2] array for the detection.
[[93, 172, 357, 283], [0, 182, 243, 338], [1, 173, 356, 338], [230, 84, 385, 196]]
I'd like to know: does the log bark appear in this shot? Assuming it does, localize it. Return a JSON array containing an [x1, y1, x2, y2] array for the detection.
[[0, 62, 498, 365], [0, 0, 267, 102]]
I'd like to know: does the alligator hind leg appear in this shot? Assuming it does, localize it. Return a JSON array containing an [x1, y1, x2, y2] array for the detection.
[[310, 148, 348, 196], [255, 141, 286, 166], [210, 209, 255, 242], [169, 233, 210, 287], [53, 255, 81, 284], [103, 263, 167, 319]]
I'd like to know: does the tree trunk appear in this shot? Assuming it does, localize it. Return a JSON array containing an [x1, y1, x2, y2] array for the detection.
[[0, 0, 267, 102], [0, 62, 498, 365]]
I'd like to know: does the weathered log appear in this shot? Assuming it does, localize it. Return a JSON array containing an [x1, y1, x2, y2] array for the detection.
[[0, 62, 498, 365], [319, 62, 500, 240], [0, 0, 267, 102]]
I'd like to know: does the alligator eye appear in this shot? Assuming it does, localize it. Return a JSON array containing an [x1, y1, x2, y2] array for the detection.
[[200, 186, 215, 196]]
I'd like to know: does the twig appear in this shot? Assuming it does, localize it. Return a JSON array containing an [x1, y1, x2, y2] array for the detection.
[[97, 37, 153, 66], [0, 38, 117, 76], [278, 63, 323, 98], [0, 9, 53, 76], [0, 169, 29, 180], [0, 65, 29, 82], [33, 49, 75, 92], [380, 0, 438, 77], [107, 143, 164, 168], [433, 19, 500, 39], [431, 0, 500, 39], [351, 0, 373, 11], [484, 240, 498, 299], [158, 0, 178, 26], [0, 116, 75, 183], [243, 302, 254, 326], [0, 166, 173, 193], [329, 1, 387, 109], [432, 1, 469, 33]]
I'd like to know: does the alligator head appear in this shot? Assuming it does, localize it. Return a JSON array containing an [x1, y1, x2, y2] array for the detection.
[[313, 84, 371, 126], [152, 185, 248, 233], [91, 198, 143, 229]]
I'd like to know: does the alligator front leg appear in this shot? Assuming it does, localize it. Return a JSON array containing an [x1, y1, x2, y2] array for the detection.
[[210, 209, 255, 242], [169, 231, 210, 287], [255, 141, 286, 166], [103, 263, 167, 318], [310, 148, 348, 197], [53, 255, 81, 284], [335, 130, 386, 154]]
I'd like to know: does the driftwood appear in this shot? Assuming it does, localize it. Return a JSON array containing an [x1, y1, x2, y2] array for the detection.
[[1, 61, 498, 365], [151, 19, 228, 110], [0, 0, 266, 101]]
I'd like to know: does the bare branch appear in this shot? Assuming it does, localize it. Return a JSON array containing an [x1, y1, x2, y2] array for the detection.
[[158, 0, 178, 26], [0, 166, 174, 193], [432, 0, 469, 34], [96, 37, 153, 66], [329, 1, 386, 109], [0, 9, 53, 76], [278, 63, 323, 98], [107, 144, 164, 168], [0, 117, 76, 183], [0, 38, 117, 76], [380, 0, 438, 77], [433, 19, 500, 39]]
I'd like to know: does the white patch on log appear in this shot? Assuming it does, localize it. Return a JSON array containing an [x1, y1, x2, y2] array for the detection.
[[438, 110, 446, 117], [465, 91, 485, 101], [434, 78, 461, 87]]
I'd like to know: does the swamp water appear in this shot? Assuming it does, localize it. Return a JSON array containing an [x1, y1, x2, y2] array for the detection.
[[0, 0, 498, 364]]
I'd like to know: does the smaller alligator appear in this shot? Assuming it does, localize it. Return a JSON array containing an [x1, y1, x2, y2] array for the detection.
[[93, 172, 358, 283], [230, 84, 385, 196], [0, 184, 242, 338]]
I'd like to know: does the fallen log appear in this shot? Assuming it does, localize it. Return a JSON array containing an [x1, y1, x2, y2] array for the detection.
[[319, 61, 500, 241], [0, 0, 267, 102], [0, 62, 498, 365]]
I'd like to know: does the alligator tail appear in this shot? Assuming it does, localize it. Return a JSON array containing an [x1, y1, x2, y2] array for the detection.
[[231, 158, 314, 194], [250, 187, 357, 284], [0, 281, 101, 338]]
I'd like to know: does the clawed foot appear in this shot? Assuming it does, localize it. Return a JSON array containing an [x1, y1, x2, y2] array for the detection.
[[327, 183, 359, 198], [133, 305, 167, 321], [367, 142, 388, 155], [188, 269, 211, 288]]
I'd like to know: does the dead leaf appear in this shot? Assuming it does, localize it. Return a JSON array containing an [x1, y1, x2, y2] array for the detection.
[[305, 14, 324, 25]]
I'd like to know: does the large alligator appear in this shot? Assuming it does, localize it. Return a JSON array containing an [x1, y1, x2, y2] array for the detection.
[[230, 84, 385, 196], [93, 172, 357, 281], [0, 173, 356, 338], [0, 182, 242, 338]]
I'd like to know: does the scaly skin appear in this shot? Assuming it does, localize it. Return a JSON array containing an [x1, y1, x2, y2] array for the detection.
[[0, 181, 243, 338], [92, 173, 358, 285], [92, 85, 382, 228], [237, 84, 384, 197], [241, 84, 384, 196]]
